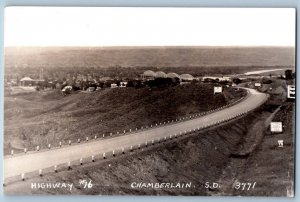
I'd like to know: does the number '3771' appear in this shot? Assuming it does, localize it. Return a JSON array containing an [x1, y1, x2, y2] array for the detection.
[[234, 182, 256, 191]]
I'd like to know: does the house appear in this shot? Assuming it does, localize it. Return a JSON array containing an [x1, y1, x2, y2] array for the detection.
[[20, 77, 45, 87], [120, 82, 128, 87], [111, 83, 118, 88], [20, 77, 35, 86], [88, 87, 96, 92]]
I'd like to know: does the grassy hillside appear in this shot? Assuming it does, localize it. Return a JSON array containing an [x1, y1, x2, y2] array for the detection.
[[5, 103, 283, 195], [237, 102, 295, 196], [4, 83, 246, 154], [5, 90, 294, 196]]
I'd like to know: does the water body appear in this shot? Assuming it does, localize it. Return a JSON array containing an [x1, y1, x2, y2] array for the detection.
[[244, 69, 285, 75]]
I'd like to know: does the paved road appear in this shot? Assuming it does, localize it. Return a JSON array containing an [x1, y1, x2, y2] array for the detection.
[[4, 88, 268, 179]]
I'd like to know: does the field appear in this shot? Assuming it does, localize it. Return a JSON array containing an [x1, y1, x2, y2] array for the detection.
[[4, 83, 246, 155], [5, 46, 294, 79]]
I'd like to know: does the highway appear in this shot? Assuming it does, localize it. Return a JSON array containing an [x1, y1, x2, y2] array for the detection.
[[4, 88, 269, 180]]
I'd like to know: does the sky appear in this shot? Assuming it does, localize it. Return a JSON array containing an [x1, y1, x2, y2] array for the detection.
[[4, 7, 296, 47]]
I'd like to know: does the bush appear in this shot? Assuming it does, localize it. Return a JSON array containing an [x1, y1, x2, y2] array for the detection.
[[262, 78, 272, 84], [232, 78, 242, 85]]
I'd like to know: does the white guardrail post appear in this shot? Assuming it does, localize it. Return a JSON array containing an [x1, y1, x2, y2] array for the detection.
[[13, 93, 253, 179]]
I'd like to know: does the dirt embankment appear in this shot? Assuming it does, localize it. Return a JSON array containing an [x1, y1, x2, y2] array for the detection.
[[5, 102, 272, 195], [221, 102, 294, 197], [210, 94, 295, 197]]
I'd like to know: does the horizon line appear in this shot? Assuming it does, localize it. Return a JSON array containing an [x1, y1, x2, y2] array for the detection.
[[4, 45, 295, 48]]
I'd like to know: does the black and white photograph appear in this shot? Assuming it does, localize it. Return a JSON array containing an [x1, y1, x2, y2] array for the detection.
[[3, 7, 296, 196]]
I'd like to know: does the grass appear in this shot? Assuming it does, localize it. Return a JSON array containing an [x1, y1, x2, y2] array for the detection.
[[227, 100, 295, 196], [4, 80, 294, 196], [4, 83, 246, 154], [4, 109, 259, 195]]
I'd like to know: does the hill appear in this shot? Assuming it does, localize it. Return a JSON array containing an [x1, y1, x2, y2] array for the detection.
[[5, 46, 294, 69], [5, 100, 294, 196], [4, 83, 246, 154]]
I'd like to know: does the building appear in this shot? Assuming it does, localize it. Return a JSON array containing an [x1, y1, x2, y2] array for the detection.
[[202, 76, 231, 82], [155, 71, 167, 78], [20, 77, 35, 86], [142, 70, 156, 80], [111, 83, 118, 88], [120, 82, 128, 87], [88, 87, 96, 92], [20, 77, 45, 87], [180, 74, 194, 82], [166, 72, 180, 79]]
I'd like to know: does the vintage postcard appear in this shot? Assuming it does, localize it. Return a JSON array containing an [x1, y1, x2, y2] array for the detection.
[[3, 7, 295, 196]]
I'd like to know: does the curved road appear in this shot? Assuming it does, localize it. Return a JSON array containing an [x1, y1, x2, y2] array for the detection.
[[4, 88, 268, 180]]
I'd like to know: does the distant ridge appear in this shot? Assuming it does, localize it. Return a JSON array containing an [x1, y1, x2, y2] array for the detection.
[[5, 46, 295, 69]]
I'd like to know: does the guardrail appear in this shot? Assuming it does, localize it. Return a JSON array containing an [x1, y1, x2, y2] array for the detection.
[[7, 93, 248, 158], [4, 90, 270, 186]]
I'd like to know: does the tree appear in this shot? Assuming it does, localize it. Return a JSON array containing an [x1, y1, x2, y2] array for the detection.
[[285, 69, 293, 80], [232, 77, 242, 85]]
